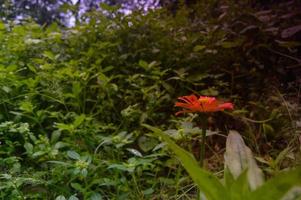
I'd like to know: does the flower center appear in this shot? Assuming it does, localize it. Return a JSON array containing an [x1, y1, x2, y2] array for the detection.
[[198, 97, 214, 104]]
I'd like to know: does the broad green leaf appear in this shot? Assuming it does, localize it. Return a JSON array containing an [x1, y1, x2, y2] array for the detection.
[[126, 148, 143, 157], [67, 151, 80, 160], [54, 142, 68, 149], [32, 151, 46, 158], [55, 196, 66, 200], [43, 51, 55, 60], [224, 168, 236, 192], [24, 142, 33, 154], [250, 167, 301, 200], [19, 101, 34, 113], [281, 187, 301, 200], [56, 123, 73, 132], [143, 188, 154, 195], [2, 86, 12, 93], [108, 164, 131, 172], [228, 170, 251, 200], [68, 195, 79, 200], [90, 192, 103, 200], [51, 130, 61, 143], [143, 124, 227, 200], [81, 168, 88, 177]]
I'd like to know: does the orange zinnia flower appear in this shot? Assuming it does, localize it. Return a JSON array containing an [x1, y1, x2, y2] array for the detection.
[[175, 95, 233, 115]]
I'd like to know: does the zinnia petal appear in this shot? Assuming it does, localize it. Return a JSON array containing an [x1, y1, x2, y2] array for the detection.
[[218, 102, 234, 110], [178, 95, 198, 104], [175, 94, 233, 115]]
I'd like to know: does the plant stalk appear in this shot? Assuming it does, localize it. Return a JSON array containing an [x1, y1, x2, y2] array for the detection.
[[200, 125, 206, 168], [198, 120, 207, 200]]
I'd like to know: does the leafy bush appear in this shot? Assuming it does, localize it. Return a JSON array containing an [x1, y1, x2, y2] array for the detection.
[[0, 1, 300, 198]]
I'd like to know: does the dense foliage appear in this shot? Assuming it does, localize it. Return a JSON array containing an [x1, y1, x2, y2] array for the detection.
[[0, 0, 160, 25], [0, 1, 300, 199]]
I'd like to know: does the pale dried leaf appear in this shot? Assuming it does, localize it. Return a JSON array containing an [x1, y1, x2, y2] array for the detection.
[[224, 130, 264, 190]]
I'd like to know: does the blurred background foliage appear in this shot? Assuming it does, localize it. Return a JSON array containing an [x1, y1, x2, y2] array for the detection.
[[0, 0, 300, 199]]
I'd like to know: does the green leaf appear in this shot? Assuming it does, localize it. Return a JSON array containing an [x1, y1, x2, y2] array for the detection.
[[108, 164, 130, 172], [281, 187, 301, 200], [51, 130, 61, 143], [274, 147, 292, 167], [43, 51, 55, 60], [221, 39, 243, 48], [224, 168, 235, 188], [56, 123, 73, 132], [143, 188, 154, 195], [81, 168, 88, 177], [193, 45, 206, 52], [70, 183, 85, 193], [55, 195, 66, 200], [24, 142, 33, 155], [19, 101, 34, 113], [99, 3, 117, 12], [72, 82, 82, 97], [262, 123, 274, 135], [68, 195, 79, 200], [138, 60, 149, 70], [90, 192, 103, 200], [142, 124, 227, 200], [250, 167, 301, 200], [67, 151, 80, 160], [32, 151, 46, 158], [73, 114, 85, 128], [54, 142, 68, 149], [126, 148, 143, 157], [2, 86, 12, 93], [138, 136, 158, 152], [228, 170, 251, 200]]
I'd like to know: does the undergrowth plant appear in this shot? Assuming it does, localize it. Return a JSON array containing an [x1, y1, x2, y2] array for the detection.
[[0, 1, 300, 199], [144, 124, 301, 200]]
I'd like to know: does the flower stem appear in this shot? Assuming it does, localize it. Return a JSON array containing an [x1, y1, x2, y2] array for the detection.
[[200, 123, 207, 168], [198, 122, 207, 200]]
